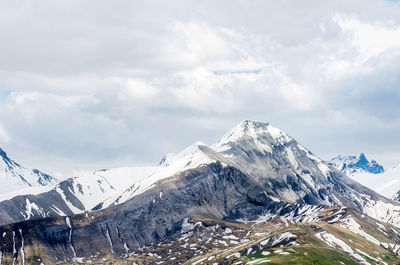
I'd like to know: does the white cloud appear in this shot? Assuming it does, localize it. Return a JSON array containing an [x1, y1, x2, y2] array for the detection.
[[1, 0, 400, 172], [163, 21, 234, 67], [335, 15, 400, 58], [0, 123, 10, 143], [125, 79, 160, 99], [319, 14, 400, 79]]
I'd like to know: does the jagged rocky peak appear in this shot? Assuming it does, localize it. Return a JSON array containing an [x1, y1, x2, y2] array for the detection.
[[329, 153, 384, 175], [0, 147, 7, 158]]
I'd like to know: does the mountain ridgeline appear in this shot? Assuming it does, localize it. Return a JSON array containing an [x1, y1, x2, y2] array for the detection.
[[329, 153, 384, 175], [0, 148, 57, 193], [1, 120, 400, 264]]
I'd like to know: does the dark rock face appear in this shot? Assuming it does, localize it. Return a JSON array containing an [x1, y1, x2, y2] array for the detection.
[[0, 176, 90, 226], [0, 188, 81, 225]]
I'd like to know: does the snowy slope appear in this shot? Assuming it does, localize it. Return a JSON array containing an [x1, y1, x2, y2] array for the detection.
[[366, 164, 400, 200], [0, 148, 57, 194], [346, 168, 400, 199], [71, 166, 159, 211], [96, 142, 225, 209]]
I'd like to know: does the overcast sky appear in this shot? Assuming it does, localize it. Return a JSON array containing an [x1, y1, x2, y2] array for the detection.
[[1, 0, 400, 176]]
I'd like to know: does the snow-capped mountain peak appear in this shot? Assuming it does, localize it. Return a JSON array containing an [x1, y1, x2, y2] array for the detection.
[[0, 147, 57, 194], [329, 153, 384, 175], [213, 120, 293, 153]]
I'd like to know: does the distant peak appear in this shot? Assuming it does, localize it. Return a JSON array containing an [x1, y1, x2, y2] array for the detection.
[[359, 153, 367, 161], [329, 153, 384, 174]]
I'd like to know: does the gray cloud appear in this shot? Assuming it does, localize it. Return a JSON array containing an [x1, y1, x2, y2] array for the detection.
[[1, 0, 400, 175]]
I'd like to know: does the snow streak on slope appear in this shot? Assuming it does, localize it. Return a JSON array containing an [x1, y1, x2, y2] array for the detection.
[[315, 231, 368, 263]]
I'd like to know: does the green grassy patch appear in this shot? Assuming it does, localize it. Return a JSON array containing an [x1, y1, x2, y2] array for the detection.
[[241, 222, 400, 265], [244, 246, 360, 265]]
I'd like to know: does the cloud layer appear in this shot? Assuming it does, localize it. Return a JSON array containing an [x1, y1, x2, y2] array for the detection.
[[1, 0, 400, 174]]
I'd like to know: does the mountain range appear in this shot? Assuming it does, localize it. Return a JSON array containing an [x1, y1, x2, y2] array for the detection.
[[329, 153, 384, 175], [1, 120, 400, 264]]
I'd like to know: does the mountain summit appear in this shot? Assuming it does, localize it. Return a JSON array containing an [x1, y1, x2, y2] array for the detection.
[[329, 153, 384, 175], [0, 147, 57, 193], [214, 120, 292, 152]]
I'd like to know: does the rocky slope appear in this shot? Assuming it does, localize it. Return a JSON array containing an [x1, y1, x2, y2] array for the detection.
[[1, 120, 400, 264]]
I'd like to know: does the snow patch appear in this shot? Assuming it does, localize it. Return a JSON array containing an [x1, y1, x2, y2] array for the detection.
[[105, 227, 114, 254], [19, 229, 25, 265], [340, 216, 380, 245], [315, 230, 367, 263], [65, 217, 77, 259]]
